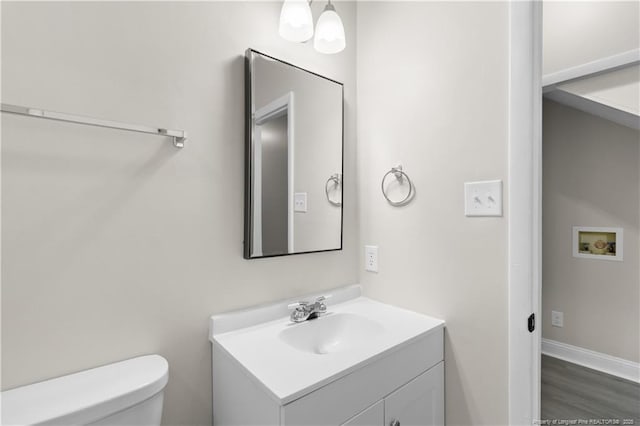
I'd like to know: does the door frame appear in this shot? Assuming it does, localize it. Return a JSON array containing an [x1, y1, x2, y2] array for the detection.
[[253, 92, 295, 255], [507, 1, 542, 424]]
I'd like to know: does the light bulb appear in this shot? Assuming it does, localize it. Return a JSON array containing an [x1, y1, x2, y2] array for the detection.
[[279, 0, 314, 43], [313, 2, 346, 54]]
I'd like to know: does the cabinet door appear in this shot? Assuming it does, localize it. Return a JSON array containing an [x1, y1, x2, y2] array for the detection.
[[384, 362, 444, 426], [341, 400, 383, 426]]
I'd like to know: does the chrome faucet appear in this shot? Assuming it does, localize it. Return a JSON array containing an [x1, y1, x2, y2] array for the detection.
[[288, 296, 330, 323]]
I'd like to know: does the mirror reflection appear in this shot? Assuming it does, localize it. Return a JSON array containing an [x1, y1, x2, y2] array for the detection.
[[245, 49, 343, 258]]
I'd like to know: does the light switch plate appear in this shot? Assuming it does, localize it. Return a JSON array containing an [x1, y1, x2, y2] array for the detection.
[[464, 180, 503, 217], [294, 193, 307, 212]]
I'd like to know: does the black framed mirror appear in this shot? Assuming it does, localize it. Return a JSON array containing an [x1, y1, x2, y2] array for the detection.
[[244, 49, 344, 259]]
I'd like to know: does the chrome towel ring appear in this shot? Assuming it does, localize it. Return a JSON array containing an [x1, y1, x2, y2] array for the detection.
[[381, 165, 414, 206], [325, 173, 342, 206]]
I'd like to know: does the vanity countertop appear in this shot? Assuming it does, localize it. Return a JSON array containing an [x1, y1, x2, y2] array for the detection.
[[209, 286, 444, 405]]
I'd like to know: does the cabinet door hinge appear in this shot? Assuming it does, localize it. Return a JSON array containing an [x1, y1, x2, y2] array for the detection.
[[527, 313, 535, 333]]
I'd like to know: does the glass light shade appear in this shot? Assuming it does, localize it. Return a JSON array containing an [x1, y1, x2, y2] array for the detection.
[[313, 4, 346, 54], [279, 0, 314, 43]]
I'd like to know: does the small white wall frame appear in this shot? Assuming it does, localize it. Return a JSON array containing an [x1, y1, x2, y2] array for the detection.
[[572, 226, 623, 261]]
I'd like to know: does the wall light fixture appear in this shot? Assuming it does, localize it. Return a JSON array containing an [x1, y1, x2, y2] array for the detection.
[[279, 0, 346, 54]]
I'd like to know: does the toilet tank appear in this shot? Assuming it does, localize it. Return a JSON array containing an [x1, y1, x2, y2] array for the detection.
[[1, 355, 169, 425]]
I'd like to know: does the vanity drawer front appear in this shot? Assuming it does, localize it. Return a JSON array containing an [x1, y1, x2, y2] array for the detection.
[[281, 327, 443, 426]]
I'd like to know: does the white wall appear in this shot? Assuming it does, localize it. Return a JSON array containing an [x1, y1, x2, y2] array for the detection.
[[357, 2, 509, 424], [542, 99, 640, 362], [543, 1, 640, 76], [0, 2, 357, 424]]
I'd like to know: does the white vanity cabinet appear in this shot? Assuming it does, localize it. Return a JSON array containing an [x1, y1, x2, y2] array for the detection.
[[280, 327, 444, 426], [341, 362, 444, 426], [213, 325, 444, 426], [382, 362, 444, 426], [209, 286, 445, 426], [342, 364, 444, 426], [342, 401, 384, 426]]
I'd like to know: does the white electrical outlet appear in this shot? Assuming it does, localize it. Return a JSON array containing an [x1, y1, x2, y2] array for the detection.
[[551, 310, 564, 327], [365, 245, 378, 272], [294, 193, 307, 212]]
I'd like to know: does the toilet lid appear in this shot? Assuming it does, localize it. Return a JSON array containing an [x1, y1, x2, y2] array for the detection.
[[0, 354, 168, 425]]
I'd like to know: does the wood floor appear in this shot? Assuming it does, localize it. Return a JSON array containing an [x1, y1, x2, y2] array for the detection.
[[541, 355, 640, 423]]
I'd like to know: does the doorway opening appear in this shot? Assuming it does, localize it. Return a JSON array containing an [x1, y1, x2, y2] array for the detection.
[[539, 2, 640, 423]]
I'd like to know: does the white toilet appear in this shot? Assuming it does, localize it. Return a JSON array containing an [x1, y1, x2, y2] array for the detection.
[[0, 354, 169, 425]]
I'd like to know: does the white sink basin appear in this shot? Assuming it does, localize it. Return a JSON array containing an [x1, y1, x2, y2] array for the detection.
[[279, 313, 385, 355], [209, 285, 444, 404]]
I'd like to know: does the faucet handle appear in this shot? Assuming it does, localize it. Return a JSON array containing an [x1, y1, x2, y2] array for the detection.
[[315, 294, 332, 303], [287, 301, 309, 310], [314, 295, 331, 314]]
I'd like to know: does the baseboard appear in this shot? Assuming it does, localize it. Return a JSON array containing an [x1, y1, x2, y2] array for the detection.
[[542, 338, 640, 383]]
